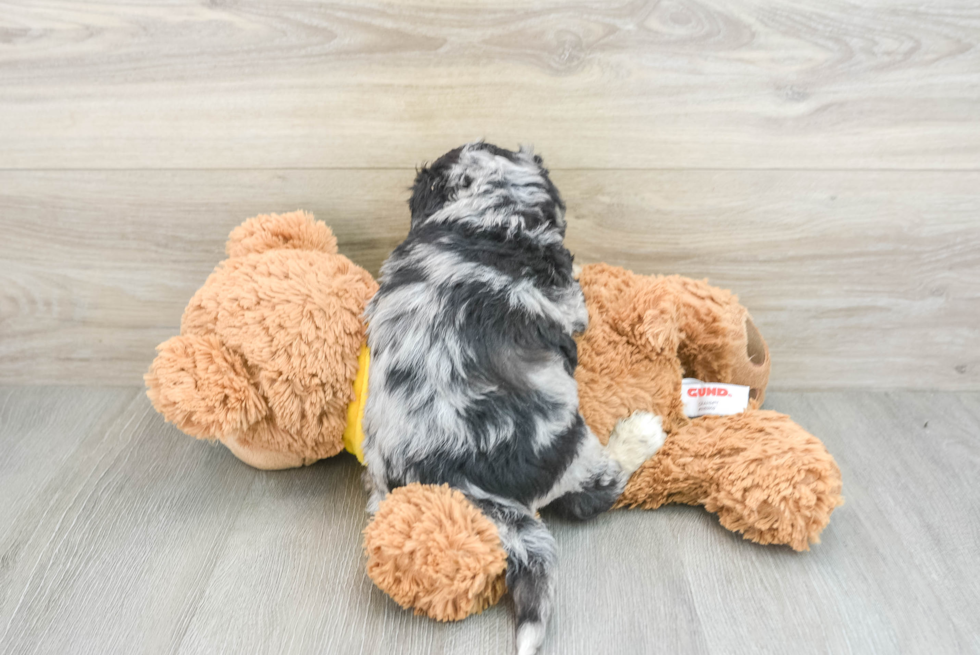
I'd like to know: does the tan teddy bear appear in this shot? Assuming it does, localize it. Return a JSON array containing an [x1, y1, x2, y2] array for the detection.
[[146, 211, 842, 622], [146, 211, 376, 469]]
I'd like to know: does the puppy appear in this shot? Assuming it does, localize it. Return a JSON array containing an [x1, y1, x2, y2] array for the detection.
[[363, 142, 664, 655]]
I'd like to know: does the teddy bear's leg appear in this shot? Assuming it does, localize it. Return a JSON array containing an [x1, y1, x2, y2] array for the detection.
[[363, 484, 508, 621], [616, 410, 843, 551]]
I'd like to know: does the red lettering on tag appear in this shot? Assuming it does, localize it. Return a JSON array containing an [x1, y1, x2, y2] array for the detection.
[[688, 386, 731, 397]]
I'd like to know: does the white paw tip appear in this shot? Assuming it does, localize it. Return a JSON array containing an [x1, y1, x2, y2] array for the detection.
[[608, 411, 666, 473], [628, 411, 665, 448]]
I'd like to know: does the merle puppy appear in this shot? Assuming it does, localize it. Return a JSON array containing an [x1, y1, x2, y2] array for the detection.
[[363, 142, 663, 655]]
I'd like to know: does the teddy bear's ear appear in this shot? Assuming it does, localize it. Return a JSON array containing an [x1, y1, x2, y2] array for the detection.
[[731, 314, 771, 405], [226, 210, 339, 258], [145, 334, 267, 440]]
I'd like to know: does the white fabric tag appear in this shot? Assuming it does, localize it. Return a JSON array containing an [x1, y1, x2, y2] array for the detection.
[[681, 378, 750, 418]]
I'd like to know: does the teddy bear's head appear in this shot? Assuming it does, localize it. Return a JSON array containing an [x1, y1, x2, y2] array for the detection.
[[145, 211, 378, 469]]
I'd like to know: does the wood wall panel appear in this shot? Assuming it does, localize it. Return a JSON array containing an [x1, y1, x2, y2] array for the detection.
[[1, 169, 976, 388], [1, 1, 979, 169]]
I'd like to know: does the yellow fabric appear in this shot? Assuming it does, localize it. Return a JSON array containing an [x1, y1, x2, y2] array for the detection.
[[343, 344, 370, 463]]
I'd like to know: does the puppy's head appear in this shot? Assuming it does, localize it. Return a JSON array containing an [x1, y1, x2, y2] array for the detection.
[[409, 142, 565, 234]]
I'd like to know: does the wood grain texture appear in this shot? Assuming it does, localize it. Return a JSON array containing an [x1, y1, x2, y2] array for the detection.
[[1, 0, 978, 388], [1, 169, 977, 389], [1, 388, 978, 654], [0, 386, 136, 532], [1, 0, 980, 169]]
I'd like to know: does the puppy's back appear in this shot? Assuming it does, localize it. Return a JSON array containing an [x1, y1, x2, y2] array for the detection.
[[363, 143, 585, 503]]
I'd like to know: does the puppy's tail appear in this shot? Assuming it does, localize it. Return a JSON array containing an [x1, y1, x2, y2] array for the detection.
[[469, 494, 556, 655]]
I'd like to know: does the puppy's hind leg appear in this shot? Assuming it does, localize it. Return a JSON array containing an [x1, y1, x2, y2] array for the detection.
[[544, 465, 624, 521], [544, 412, 665, 521]]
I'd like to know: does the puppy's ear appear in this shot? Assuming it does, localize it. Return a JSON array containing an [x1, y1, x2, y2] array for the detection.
[[408, 145, 466, 226], [408, 164, 446, 226]]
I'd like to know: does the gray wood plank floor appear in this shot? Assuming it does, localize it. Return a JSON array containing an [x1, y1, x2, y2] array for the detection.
[[1, 388, 977, 654]]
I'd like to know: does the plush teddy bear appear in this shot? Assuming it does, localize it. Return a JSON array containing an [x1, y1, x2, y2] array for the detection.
[[145, 210, 377, 470], [146, 211, 843, 622]]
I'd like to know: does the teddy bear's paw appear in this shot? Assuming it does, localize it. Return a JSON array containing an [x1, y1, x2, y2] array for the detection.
[[607, 411, 666, 475]]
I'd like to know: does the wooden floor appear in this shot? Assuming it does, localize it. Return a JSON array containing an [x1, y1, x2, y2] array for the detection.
[[1, 387, 977, 654]]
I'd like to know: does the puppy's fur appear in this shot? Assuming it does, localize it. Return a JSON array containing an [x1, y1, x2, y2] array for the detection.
[[363, 143, 662, 655]]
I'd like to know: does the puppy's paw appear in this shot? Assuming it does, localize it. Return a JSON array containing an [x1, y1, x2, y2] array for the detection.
[[606, 411, 665, 475]]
